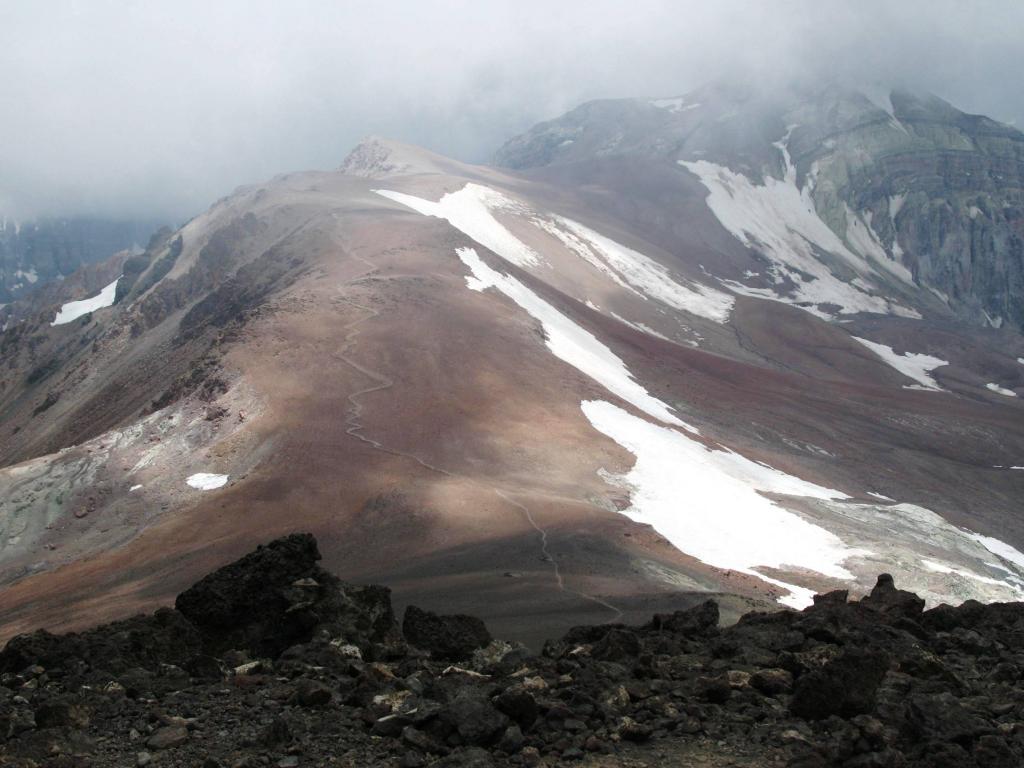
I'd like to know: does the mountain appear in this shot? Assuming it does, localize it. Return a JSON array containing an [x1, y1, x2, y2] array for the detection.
[[496, 82, 1024, 331], [0, 87, 1022, 650], [0, 217, 163, 304]]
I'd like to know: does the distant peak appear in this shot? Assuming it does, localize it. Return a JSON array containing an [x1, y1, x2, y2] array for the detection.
[[339, 136, 447, 179]]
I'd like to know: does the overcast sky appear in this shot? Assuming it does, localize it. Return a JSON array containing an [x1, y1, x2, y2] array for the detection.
[[1, 0, 1021, 222]]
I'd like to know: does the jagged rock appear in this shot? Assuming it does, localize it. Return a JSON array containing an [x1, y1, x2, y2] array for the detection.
[[903, 692, 991, 743], [146, 725, 188, 750], [862, 574, 925, 619], [444, 688, 508, 746], [402, 605, 492, 661], [791, 648, 890, 719], [33, 698, 90, 729], [295, 678, 332, 707], [2, 538, 1023, 767], [647, 600, 720, 636], [751, 668, 794, 696], [492, 685, 538, 729]]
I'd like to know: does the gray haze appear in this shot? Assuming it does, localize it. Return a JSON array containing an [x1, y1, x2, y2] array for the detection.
[[1, 0, 1022, 221]]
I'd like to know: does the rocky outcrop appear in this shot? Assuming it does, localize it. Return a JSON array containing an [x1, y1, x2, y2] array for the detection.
[[2, 535, 1024, 767], [0, 217, 161, 302], [495, 82, 1024, 331]]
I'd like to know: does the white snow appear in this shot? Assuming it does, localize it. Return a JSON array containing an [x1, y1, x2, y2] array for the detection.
[[1018, 358, 1024, 365], [186, 472, 229, 490], [51, 277, 120, 326], [650, 97, 700, 113], [610, 312, 672, 342], [457, 247, 695, 431], [582, 399, 857, 609], [14, 269, 38, 285], [921, 559, 1007, 587], [552, 217, 734, 323], [986, 383, 1018, 397], [844, 206, 913, 283], [889, 194, 907, 221], [968, 534, 1024, 572], [375, 185, 541, 267], [680, 134, 918, 319], [378, 183, 733, 324], [129, 484, 142, 492], [867, 491, 894, 502], [851, 337, 947, 391]]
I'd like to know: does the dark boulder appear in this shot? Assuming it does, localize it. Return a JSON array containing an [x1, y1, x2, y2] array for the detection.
[[443, 688, 508, 746], [790, 648, 890, 720], [861, 574, 925, 619], [646, 600, 720, 636], [175, 533, 398, 658], [591, 629, 641, 662], [402, 606, 492, 661]]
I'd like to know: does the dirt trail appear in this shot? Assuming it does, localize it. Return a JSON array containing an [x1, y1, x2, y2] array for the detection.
[[334, 255, 623, 623]]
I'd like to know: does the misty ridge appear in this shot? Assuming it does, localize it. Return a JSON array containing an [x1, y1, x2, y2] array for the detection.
[[1, 0, 1022, 222], [3, 3, 1024, 767]]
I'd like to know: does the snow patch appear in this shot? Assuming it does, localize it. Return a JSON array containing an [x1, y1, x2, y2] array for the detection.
[[968, 534, 1024, 572], [844, 205, 913, 283], [986, 382, 1018, 397], [680, 135, 918, 319], [375, 185, 541, 267], [582, 399, 857, 609], [852, 337, 947, 391], [129, 484, 142, 492], [51, 277, 120, 326], [457, 247, 695, 431], [186, 473, 229, 490], [867, 491, 894, 502], [650, 97, 700, 113], [545, 216, 734, 323]]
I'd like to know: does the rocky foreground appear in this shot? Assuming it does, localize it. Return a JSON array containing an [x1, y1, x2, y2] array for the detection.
[[1, 535, 1023, 767]]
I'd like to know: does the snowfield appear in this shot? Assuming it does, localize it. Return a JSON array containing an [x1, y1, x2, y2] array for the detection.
[[378, 184, 733, 323], [551, 217, 734, 323], [375, 185, 541, 267], [851, 337, 948, 391], [680, 134, 918, 319], [51, 277, 120, 326], [456, 247, 696, 432], [186, 473, 229, 490], [581, 399, 857, 609]]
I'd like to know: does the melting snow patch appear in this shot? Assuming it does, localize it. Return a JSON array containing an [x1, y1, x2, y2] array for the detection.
[[375, 185, 541, 267], [680, 135, 918, 319], [867, 491, 894, 502], [967, 534, 1024, 572], [51, 277, 120, 326], [986, 383, 1017, 397], [582, 399, 857, 609], [457, 247, 696, 431], [129, 484, 142, 492], [650, 98, 700, 113], [852, 337, 947, 391], [549, 217, 734, 323], [186, 473, 229, 490]]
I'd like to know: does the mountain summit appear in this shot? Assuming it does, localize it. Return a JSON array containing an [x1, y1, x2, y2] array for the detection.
[[0, 85, 1022, 650]]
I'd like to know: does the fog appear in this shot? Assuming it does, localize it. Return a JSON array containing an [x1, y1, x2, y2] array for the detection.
[[1, 0, 1021, 221]]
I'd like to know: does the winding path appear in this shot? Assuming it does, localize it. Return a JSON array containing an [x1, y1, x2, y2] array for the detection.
[[333, 258, 623, 623]]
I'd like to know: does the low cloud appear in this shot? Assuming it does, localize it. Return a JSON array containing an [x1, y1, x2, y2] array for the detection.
[[1, 0, 1021, 220]]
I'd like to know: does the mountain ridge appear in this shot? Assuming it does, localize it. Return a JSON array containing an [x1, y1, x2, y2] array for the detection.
[[0, 84, 1022, 654]]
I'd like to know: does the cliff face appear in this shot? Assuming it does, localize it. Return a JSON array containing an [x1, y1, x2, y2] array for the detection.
[[496, 84, 1024, 331], [0, 217, 163, 303], [789, 88, 1024, 331]]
